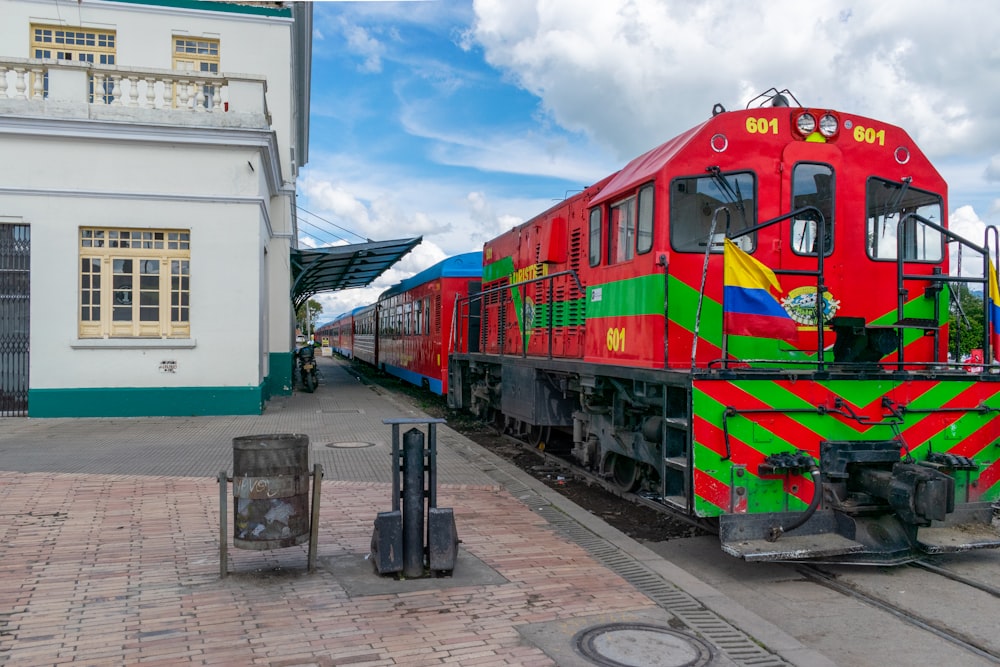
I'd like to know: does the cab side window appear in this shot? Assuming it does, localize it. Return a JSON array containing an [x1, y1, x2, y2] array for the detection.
[[588, 207, 602, 266], [609, 196, 636, 263], [637, 183, 654, 254]]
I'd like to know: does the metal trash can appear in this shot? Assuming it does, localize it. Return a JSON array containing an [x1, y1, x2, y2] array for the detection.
[[232, 433, 311, 550]]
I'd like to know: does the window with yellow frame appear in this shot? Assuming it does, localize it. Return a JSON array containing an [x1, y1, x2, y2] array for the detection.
[[172, 36, 220, 108], [79, 228, 191, 339], [30, 24, 117, 103]]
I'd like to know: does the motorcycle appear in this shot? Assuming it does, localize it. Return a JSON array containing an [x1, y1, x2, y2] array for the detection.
[[297, 345, 319, 393]]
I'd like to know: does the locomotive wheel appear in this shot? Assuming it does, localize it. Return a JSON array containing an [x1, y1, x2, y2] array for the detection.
[[607, 453, 640, 492], [491, 408, 506, 431], [530, 425, 550, 450]]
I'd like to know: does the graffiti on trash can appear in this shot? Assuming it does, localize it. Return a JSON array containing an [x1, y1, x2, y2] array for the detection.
[[235, 476, 278, 498]]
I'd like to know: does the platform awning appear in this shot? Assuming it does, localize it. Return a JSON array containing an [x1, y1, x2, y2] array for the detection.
[[290, 237, 422, 308]]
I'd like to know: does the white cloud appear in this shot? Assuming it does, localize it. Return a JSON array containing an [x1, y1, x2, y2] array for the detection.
[[948, 205, 991, 277], [298, 156, 547, 267], [399, 105, 615, 182], [470, 0, 1000, 162], [303, 0, 1000, 320], [342, 21, 385, 73], [986, 156, 1000, 183]]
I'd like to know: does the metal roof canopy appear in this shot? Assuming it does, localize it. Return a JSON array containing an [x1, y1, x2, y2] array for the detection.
[[290, 237, 422, 308]]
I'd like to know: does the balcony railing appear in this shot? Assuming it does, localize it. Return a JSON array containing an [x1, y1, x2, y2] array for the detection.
[[0, 57, 269, 127]]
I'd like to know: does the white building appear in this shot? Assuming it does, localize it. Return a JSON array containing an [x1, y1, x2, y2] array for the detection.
[[0, 0, 312, 417]]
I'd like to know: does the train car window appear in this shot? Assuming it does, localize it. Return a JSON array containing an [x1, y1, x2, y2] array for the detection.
[[423, 297, 431, 335], [637, 183, 654, 254], [588, 207, 602, 266], [670, 172, 756, 253], [866, 178, 943, 262], [414, 300, 422, 336], [609, 196, 636, 263], [791, 163, 834, 256]]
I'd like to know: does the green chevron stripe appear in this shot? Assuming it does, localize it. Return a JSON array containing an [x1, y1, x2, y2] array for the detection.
[[586, 274, 664, 319], [483, 256, 515, 282], [483, 256, 527, 338]]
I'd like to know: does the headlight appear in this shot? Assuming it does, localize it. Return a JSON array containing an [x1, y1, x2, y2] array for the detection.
[[819, 113, 839, 137], [796, 112, 816, 135]]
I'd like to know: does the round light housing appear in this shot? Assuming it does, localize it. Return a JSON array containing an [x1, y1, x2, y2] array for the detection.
[[819, 113, 839, 137], [796, 112, 817, 135]]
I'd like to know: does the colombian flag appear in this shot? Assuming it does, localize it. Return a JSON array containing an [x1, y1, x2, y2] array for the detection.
[[723, 238, 798, 341], [989, 259, 1000, 362]]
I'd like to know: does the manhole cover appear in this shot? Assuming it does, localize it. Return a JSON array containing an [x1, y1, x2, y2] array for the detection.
[[324, 441, 376, 449], [574, 623, 713, 667]]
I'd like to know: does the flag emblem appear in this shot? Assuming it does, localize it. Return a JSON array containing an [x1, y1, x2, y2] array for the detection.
[[723, 238, 799, 340]]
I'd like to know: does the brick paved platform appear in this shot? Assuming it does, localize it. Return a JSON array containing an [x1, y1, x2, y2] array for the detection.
[[0, 357, 832, 666]]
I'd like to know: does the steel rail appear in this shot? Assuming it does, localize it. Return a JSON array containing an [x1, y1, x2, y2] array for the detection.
[[797, 565, 1000, 664]]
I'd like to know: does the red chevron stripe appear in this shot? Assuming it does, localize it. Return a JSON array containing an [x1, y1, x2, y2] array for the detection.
[[694, 416, 815, 507], [937, 417, 1000, 459], [894, 384, 1000, 448], [771, 379, 893, 431], [973, 460, 1000, 502], [693, 468, 731, 513], [668, 324, 724, 369], [694, 415, 766, 466], [696, 381, 830, 452]]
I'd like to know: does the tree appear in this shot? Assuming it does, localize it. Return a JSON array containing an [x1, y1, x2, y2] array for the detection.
[[296, 299, 323, 334], [948, 283, 986, 360]]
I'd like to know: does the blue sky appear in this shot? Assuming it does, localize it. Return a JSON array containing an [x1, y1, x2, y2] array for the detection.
[[298, 0, 1000, 321]]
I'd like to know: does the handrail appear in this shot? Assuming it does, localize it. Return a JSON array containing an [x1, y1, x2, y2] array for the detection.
[[721, 205, 828, 370], [453, 268, 584, 360], [894, 213, 992, 365]]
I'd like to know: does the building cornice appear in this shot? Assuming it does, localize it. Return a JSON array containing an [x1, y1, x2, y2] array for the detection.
[[0, 114, 285, 195]]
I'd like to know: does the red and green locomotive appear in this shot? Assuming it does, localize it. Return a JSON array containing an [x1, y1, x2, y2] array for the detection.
[[448, 90, 1000, 563]]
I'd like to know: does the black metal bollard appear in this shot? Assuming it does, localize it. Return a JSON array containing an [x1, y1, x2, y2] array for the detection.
[[402, 428, 426, 578], [370, 418, 457, 577]]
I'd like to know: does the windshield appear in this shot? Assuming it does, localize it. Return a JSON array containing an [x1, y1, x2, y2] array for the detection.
[[670, 171, 756, 252], [866, 178, 943, 261]]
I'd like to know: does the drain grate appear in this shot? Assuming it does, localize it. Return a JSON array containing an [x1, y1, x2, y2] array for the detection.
[[496, 478, 790, 667]]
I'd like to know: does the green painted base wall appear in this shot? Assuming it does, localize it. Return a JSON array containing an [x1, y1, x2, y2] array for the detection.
[[29, 385, 265, 418], [28, 351, 295, 417], [268, 351, 294, 397]]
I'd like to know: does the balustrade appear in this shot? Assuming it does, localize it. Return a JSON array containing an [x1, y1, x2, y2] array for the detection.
[[0, 57, 266, 119]]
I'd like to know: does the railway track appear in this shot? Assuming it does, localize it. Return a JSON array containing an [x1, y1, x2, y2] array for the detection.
[[798, 563, 1000, 664], [495, 428, 717, 536], [503, 426, 1000, 663]]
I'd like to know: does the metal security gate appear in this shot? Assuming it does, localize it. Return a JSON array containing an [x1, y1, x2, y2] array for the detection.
[[1, 224, 29, 416]]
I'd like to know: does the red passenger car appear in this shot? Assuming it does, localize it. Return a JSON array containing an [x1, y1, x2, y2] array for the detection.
[[352, 303, 378, 367], [378, 252, 482, 395], [323, 310, 354, 358]]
